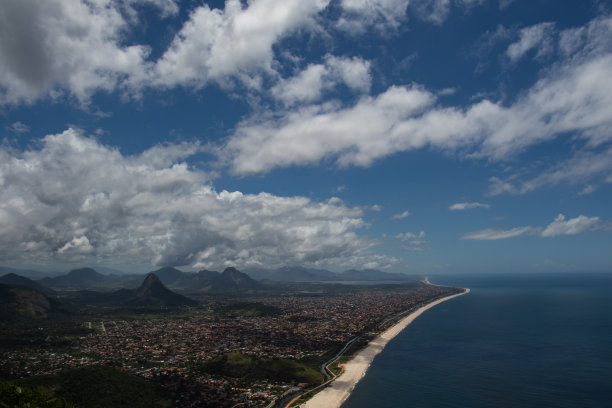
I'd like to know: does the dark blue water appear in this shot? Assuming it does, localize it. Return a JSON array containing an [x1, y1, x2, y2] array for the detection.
[[343, 273, 612, 408]]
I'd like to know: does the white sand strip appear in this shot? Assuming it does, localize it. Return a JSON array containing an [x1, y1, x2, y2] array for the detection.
[[300, 289, 470, 408]]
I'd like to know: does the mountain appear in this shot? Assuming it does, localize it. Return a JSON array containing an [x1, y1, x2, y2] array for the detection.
[[247, 266, 337, 282], [0, 273, 55, 294], [59, 274, 197, 308], [0, 266, 49, 279], [129, 273, 198, 307], [339, 269, 414, 281], [93, 266, 129, 275], [150, 267, 189, 285], [0, 284, 58, 320], [209, 267, 263, 291], [39, 267, 110, 289], [194, 269, 220, 285], [245, 266, 413, 282]]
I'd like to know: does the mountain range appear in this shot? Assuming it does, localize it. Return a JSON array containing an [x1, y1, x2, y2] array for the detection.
[[245, 266, 419, 282], [1, 265, 419, 293]]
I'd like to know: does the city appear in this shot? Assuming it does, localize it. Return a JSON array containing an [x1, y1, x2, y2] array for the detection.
[[1, 283, 460, 407]]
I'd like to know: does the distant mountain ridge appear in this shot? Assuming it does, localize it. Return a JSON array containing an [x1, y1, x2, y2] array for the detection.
[[0, 273, 55, 295], [3, 265, 419, 293], [0, 266, 53, 279], [246, 266, 418, 282], [63, 273, 198, 308], [39, 268, 111, 289], [209, 267, 263, 291]]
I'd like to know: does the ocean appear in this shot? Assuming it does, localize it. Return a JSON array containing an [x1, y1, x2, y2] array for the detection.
[[342, 273, 612, 408]]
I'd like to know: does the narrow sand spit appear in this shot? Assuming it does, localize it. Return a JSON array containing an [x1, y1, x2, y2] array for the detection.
[[300, 289, 470, 408]]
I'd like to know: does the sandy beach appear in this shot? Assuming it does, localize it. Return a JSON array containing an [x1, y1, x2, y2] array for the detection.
[[300, 288, 470, 408]]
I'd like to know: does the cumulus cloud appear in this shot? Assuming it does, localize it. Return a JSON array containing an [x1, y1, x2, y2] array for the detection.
[[411, 0, 452, 25], [506, 22, 556, 63], [0, 0, 329, 104], [271, 55, 371, 106], [338, 0, 410, 33], [395, 230, 427, 251], [337, 0, 490, 34], [541, 214, 601, 237], [150, 0, 330, 89], [223, 16, 612, 185], [462, 214, 602, 240], [391, 210, 411, 219], [7, 122, 30, 134], [0, 129, 385, 270], [0, 0, 158, 105], [450, 202, 490, 210], [225, 85, 438, 174]]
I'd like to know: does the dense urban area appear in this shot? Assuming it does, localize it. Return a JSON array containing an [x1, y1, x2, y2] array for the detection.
[[0, 269, 460, 408]]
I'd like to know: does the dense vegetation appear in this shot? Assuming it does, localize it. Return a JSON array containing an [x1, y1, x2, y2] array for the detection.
[[16, 366, 171, 408], [0, 382, 76, 408], [221, 302, 281, 317], [201, 353, 324, 385], [0, 284, 55, 321]]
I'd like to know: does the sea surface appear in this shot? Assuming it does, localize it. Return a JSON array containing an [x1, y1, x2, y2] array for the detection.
[[342, 273, 612, 408]]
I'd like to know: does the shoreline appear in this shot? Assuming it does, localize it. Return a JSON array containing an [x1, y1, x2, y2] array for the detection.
[[299, 288, 470, 408]]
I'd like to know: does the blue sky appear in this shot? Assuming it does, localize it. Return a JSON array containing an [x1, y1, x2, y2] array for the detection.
[[1, 0, 611, 274]]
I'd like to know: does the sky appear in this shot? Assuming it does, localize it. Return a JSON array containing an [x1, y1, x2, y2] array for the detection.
[[1, 0, 611, 275]]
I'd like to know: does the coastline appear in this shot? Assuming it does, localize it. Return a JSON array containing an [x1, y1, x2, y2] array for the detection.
[[299, 288, 470, 408]]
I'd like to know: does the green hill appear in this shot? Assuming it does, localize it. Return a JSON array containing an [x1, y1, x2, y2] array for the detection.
[[17, 365, 171, 408], [0, 273, 55, 295], [0, 382, 76, 408], [201, 353, 324, 386], [0, 284, 58, 320]]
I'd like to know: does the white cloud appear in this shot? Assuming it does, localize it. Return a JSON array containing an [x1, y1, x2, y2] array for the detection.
[[151, 0, 330, 89], [396, 231, 425, 241], [271, 55, 371, 106], [57, 235, 95, 258], [337, 0, 486, 33], [412, 0, 451, 25], [338, 0, 410, 33], [0, 0, 153, 105], [272, 64, 328, 106], [0, 0, 329, 104], [124, 0, 179, 18], [461, 226, 536, 240], [541, 214, 601, 237], [395, 230, 427, 251], [223, 16, 612, 184], [392, 210, 411, 219], [462, 214, 602, 240], [7, 121, 30, 134], [579, 185, 596, 196], [506, 22, 556, 63], [449, 202, 490, 210], [225, 84, 437, 174], [0, 128, 386, 270], [489, 146, 612, 195]]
